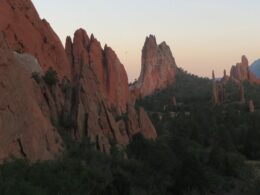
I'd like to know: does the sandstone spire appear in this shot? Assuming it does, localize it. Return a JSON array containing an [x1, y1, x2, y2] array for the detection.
[[131, 35, 177, 99]]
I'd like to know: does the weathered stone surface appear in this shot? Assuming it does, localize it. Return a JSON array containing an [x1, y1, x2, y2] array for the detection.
[[65, 29, 157, 153], [13, 52, 42, 74], [103, 45, 129, 112], [0, 33, 63, 161], [0, 0, 71, 78], [131, 35, 177, 99]]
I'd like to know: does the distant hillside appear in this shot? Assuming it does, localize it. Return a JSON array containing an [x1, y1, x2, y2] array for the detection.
[[250, 59, 260, 78]]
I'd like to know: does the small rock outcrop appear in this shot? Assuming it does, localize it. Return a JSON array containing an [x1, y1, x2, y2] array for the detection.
[[131, 35, 177, 100], [230, 55, 260, 84]]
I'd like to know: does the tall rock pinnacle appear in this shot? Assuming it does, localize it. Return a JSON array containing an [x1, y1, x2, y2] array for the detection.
[[131, 35, 177, 99]]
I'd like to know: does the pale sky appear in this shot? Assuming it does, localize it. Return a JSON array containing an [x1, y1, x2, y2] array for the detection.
[[32, 0, 260, 81]]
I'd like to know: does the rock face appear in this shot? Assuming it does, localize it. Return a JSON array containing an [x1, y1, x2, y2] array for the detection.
[[0, 0, 71, 78], [65, 29, 157, 152], [131, 35, 177, 100], [0, 1, 157, 161], [0, 33, 63, 161]]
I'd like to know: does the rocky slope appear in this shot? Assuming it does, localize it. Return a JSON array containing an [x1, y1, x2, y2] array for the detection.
[[0, 0, 157, 161], [130, 35, 177, 100]]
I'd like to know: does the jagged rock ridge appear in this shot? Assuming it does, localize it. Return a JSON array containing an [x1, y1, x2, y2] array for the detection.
[[64, 29, 156, 152], [0, 0, 157, 161]]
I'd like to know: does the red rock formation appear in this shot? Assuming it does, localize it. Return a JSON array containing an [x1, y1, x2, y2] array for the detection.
[[230, 55, 260, 84], [103, 45, 129, 112], [212, 56, 260, 106], [0, 0, 157, 161], [65, 29, 157, 152], [0, 0, 71, 78], [131, 35, 177, 99], [68, 29, 129, 113], [0, 33, 63, 161]]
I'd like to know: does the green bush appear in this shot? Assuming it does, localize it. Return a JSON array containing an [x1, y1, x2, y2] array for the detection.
[[43, 68, 58, 86]]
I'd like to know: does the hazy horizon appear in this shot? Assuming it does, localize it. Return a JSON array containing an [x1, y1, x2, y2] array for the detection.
[[32, 0, 260, 81]]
